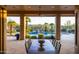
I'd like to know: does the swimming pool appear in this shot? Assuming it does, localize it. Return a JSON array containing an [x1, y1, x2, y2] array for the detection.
[[29, 33, 55, 37]]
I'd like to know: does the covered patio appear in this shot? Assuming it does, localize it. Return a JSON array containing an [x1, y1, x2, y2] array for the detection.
[[0, 5, 79, 54]]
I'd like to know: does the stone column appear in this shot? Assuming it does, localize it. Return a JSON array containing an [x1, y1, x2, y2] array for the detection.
[[0, 8, 7, 53], [56, 14, 61, 40], [76, 12, 79, 46], [75, 9, 79, 53], [20, 14, 26, 40], [0, 7, 2, 53], [26, 17, 29, 36], [75, 12, 77, 45]]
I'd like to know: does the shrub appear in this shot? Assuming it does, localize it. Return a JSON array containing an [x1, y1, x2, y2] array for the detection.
[[45, 36, 51, 39], [38, 33, 44, 39], [25, 34, 30, 39], [44, 36, 55, 39], [12, 30, 16, 33], [30, 36, 37, 39]]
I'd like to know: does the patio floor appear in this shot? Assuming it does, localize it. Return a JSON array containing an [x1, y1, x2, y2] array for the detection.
[[60, 34, 75, 54], [6, 34, 76, 54], [6, 36, 26, 54]]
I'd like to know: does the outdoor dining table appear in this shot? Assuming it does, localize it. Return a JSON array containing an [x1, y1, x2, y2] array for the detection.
[[28, 39, 56, 54]]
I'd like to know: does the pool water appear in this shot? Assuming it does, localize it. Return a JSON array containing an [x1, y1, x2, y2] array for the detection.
[[29, 32, 55, 37]]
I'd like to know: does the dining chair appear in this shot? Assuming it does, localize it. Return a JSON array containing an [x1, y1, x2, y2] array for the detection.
[[28, 39, 32, 49], [52, 39, 56, 47], [25, 41, 28, 53], [25, 40, 32, 54], [55, 42, 61, 54]]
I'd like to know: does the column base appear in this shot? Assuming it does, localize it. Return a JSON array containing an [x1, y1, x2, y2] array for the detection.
[[0, 51, 6, 54]]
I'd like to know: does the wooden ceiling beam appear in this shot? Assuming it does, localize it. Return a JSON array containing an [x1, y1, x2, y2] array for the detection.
[[7, 11, 75, 15]]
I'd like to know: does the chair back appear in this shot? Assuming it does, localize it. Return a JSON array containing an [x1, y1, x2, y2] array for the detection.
[[55, 42, 61, 54], [25, 41, 29, 53], [52, 39, 56, 47], [28, 39, 32, 48]]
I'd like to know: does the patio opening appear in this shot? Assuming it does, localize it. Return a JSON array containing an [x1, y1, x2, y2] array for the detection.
[[7, 16, 20, 41], [26, 16, 56, 40], [60, 16, 75, 53], [6, 16, 26, 54]]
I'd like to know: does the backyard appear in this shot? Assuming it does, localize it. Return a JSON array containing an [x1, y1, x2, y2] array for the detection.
[[7, 16, 75, 40]]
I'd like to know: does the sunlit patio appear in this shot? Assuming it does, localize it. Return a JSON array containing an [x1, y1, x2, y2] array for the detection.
[[0, 5, 79, 54]]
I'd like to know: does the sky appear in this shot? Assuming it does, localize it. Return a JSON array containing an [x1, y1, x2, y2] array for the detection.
[[28, 17, 56, 25], [61, 16, 75, 25], [7, 16, 75, 25]]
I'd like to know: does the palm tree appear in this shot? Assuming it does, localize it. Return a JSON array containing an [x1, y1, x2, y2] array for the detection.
[[7, 21, 17, 35], [71, 24, 75, 30], [43, 23, 49, 32], [50, 23, 54, 33], [15, 24, 20, 32], [26, 17, 31, 22], [71, 24, 75, 33], [26, 17, 31, 35], [66, 20, 71, 33]]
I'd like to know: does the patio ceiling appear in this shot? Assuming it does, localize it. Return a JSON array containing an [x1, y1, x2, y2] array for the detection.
[[1, 5, 75, 11], [1, 5, 76, 16]]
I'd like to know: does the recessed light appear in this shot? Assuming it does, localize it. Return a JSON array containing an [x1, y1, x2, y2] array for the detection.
[[51, 6, 55, 8], [28, 6, 31, 8]]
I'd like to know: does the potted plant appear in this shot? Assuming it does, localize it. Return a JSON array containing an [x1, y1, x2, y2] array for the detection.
[[15, 33, 19, 40], [38, 33, 45, 45], [30, 36, 37, 39], [38, 33, 45, 51], [38, 33, 44, 40]]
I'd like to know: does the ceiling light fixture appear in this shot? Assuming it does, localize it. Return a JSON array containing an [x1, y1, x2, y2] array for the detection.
[[28, 6, 31, 8], [51, 6, 55, 8]]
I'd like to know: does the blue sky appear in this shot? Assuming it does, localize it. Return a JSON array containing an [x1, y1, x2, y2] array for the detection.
[[7, 16, 75, 25]]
